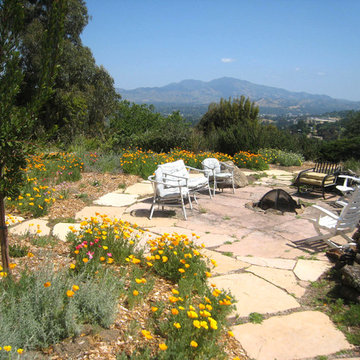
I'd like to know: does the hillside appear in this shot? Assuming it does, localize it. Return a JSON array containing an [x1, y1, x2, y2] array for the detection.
[[117, 77, 360, 116]]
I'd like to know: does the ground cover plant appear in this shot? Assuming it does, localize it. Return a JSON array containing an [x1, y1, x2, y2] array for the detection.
[[6, 153, 83, 217]]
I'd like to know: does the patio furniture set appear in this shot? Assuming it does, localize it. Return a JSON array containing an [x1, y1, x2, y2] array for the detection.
[[148, 158, 235, 220], [148, 158, 360, 251]]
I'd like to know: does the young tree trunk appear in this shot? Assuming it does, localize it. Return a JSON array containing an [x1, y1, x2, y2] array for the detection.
[[0, 194, 10, 272]]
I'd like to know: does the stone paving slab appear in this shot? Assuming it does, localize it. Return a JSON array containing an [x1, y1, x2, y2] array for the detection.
[[93, 193, 138, 207], [232, 311, 352, 360], [53, 223, 82, 241], [9, 219, 51, 236], [217, 230, 304, 259], [120, 213, 178, 229], [118, 181, 153, 197], [75, 206, 126, 220], [246, 265, 306, 298], [210, 273, 300, 317], [201, 249, 249, 275], [294, 259, 332, 282], [237, 256, 296, 270]]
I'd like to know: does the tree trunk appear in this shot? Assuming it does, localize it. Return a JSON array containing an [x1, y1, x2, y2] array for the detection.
[[0, 194, 10, 272]]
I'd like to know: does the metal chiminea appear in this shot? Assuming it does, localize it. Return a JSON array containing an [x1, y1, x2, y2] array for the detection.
[[256, 189, 301, 213]]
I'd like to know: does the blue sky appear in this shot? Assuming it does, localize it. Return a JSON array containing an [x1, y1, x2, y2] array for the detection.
[[82, 0, 360, 101]]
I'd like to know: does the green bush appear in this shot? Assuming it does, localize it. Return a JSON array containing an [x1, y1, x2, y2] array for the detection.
[[0, 266, 122, 352], [258, 148, 304, 167], [276, 151, 304, 166]]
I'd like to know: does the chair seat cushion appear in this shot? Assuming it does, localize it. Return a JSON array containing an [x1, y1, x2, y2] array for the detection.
[[300, 177, 335, 186], [188, 176, 208, 189], [213, 173, 233, 179]]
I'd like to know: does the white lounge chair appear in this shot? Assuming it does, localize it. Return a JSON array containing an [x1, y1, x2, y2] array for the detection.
[[201, 158, 235, 196], [303, 186, 360, 249], [148, 160, 211, 219], [148, 165, 191, 220]]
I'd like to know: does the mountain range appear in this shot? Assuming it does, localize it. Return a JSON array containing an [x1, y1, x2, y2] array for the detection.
[[117, 77, 360, 116]]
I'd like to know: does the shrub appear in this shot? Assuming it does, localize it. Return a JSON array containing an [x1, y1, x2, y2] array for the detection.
[[0, 266, 121, 352], [68, 214, 144, 275], [276, 151, 304, 167], [233, 151, 269, 170], [146, 233, 210, 287], [258, 148, 304, 167]]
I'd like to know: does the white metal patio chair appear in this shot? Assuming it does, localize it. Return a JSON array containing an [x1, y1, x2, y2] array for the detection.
[[201, 158, 235, 196], [302, 186, 360, 249], [148, 165, 191, 220]]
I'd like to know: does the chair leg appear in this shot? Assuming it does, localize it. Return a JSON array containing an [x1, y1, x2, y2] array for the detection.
[[180, 195, 187, 220], [149, 197, 156, 219], [232, 177, 235, 193]]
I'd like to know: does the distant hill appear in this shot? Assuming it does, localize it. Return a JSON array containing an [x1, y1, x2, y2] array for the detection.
[[117, 77, 360, 116]]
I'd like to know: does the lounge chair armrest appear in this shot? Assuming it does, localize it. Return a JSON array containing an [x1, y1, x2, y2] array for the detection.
[[312, 205, 339, 220], [148, 175, 188, 188], [162, 172, 188, 180], [219, 162, 234, 173]]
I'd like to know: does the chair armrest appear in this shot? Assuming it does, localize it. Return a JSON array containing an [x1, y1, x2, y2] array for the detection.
[[148, 175, 188, 188], [185, 166, 208, 176], [162, 172, 188, 180], [312, 205, 339, 220], [219, 162, 234, 173]]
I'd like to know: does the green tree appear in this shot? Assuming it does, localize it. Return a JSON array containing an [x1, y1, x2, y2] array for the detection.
[[0, 0, 66, 271], [18, 0, 119, 142], [197, 96, 260, 154], [109, 101, 190, 152]]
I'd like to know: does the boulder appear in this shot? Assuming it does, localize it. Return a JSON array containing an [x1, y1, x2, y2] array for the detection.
[[222, 161, 248, 188], [341, 263, 360, 292]]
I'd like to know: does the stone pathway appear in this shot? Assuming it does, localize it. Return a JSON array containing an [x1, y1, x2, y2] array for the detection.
[[8, 170, 356, 359]]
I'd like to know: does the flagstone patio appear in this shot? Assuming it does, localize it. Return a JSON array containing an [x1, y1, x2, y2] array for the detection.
[[9, 172, 357, 359]]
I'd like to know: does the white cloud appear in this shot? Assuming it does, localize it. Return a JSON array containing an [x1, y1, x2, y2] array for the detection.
[[221, 58, 235, 63], [295, 67, 301, 72], [317, 71, 326, 76]]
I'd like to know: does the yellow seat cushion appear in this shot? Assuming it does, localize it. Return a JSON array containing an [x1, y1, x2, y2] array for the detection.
[[301, 172, 328, 180]]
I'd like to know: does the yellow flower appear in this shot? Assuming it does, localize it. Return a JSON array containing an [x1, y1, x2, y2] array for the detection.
[[190, 340, 198, 348], [141, 329, 153, 340], [72, 285, 80, 292], [69, 263, 76, 269], [228, 330, 234, 337], [159, 343, 168, 351], [44, 281, 51, 288], [17, 348, 24, 354], [66, 290, 75, 297], [172, 288, 179, 295], [74, 250, 79, 255], [193, 320, 201, 328], [162, 256, 168, 263], [201, 321, 209, 329], [82, 258, 89, 263], [187, 310, 198, 319], [133, 290, 139, 296], [151, 306, 158, 312], [205, 272, 211, 278], [3, 345, 11, 352], [9, 263, 17, 269], [178, 268, 185, 273], [100, 256, 105, 261], [107, 258, 114, 264]]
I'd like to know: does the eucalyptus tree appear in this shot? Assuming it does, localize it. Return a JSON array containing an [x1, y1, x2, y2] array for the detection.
[[0, 0, 66, 271]]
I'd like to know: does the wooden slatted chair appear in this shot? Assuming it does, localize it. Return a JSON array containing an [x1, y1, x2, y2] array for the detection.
[[293, 161, 341, 198]]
